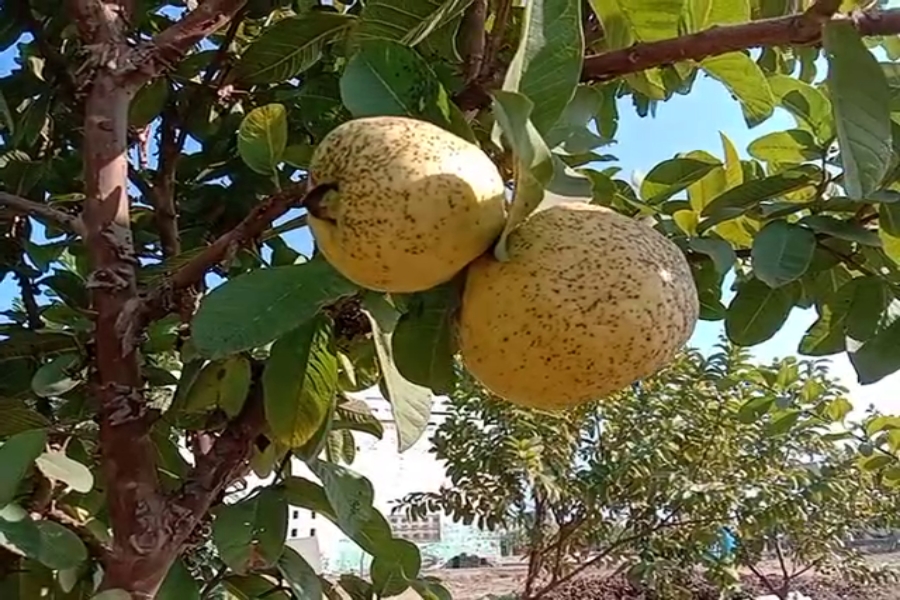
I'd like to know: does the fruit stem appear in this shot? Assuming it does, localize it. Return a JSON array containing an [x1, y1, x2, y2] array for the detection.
[[303, 183, 338, 222]]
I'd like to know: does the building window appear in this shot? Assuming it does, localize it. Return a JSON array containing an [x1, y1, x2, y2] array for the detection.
[[292, 510, 299, 520], [311, 512, 316, 520], [387, 513, 440, 543], [290, 529, 298, 538], [310, 528, 316, 537]]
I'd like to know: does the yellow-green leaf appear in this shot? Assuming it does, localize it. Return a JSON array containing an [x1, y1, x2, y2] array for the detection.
[[263, 317, 338, 448], [237, 104, 288, 176], [701, 52, 775, 127], [748, 129, 821, 164], [767, 74, 834, 141], [183, 356, 252, 418]]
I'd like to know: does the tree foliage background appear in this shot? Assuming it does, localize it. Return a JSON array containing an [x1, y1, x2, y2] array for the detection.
[[3, 0, 900, 598], [398, 344, 900, 599]]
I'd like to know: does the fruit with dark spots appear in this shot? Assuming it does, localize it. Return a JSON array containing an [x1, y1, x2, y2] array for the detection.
[[458, 202, 699, 410], [306, 116, 507, 292]]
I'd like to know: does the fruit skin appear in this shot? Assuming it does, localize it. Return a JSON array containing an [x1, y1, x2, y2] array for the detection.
[[307, 116, 507, 293], [459, 202, 699, 410]]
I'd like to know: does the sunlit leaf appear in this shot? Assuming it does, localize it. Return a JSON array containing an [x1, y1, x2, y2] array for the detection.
[[237, 104, 288, 176]]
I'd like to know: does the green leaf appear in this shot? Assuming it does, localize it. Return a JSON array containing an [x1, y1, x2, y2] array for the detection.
[[700, 52, 775, 127], [340, 574, 374, 600], [0, 89, 14, 135], [35, 450, 93, 493], [861, 455, 893, 471], [362, 295, 433, 452], [799, 295, 852, 357], [235, 13, 356, 84], [640, 156, 721, 203], [0, 399, 49, 439], [767, 74, 834, 141], [490, 90, 555, 261], [237, 103, 288, 176], [278, 546, 323, 599], [0, 429, 47, 507], [183, 355, 252, 418], [689, 238, 736, 276], [501, 0, 585, 135], [799, 215, 882, 247], [31, 353, 83, 398], [592, 0, 683, 43], [751, 221, 817, 288], [699, 166, 817, 222], [355, 0, 472, 47], [0, 504, 87, 570], [192, 260, 357, 359], [311, 459, 375, 538], [129, 78, 168, 128], [213, 488, 288, 574], [880, 202, 900, 263], [339, 39, 474, 142], [846, 276, 890, 341], [705, 0, 749, 27], [824, 21, 893, 199], [282, 476, 393, 556], [264, 316, 339, 448], [411, 578, 453, 600], [223, 575, 291, 600], [767, 410, 801, 435], [747, 129, 821, 164], [371, 539, 422, 597], [157, 559, 200, 600], [849, 311, 900, 384], [725, 278, 795, 346], [334, 398, 385, 440], [391, 283, 459, 395]]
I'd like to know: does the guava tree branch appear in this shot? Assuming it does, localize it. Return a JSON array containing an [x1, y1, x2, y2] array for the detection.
[[0, 192, 86, 236], [135, 182, 313, 326], [456, 7, 900, 110], [580, 8, 900, 84], [124, 0, 247, 89], [169, 369, 267, 527]]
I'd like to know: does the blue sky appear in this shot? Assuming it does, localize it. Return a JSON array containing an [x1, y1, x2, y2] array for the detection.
[[1, 25, 897, 418]]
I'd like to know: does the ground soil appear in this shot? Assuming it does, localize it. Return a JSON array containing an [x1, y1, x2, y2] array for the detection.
[[389, 557, 900, 600]]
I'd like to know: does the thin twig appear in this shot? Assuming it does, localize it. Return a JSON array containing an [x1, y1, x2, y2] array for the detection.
[[200, 566, 229, 599], [153, 105, 182, 259], [136, 181, 328, 329], [123, 0, 248, 90], [482, 0, 512, 80], [461, 0, 488, 83], [0, 192, 86, 237], [746, 561, 781, 598]]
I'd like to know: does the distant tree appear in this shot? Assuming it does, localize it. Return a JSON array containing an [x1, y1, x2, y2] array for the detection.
[[398, 343, 900, 599]]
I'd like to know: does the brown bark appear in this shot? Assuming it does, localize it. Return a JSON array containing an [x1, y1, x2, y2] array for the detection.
[[0, 192, 86, 236], [456, 7, 900, 110], [64, 0, 255, 597], [580, 9, 900, 84], [75, 1, 170, 592], [136, 182, 315, 326]]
